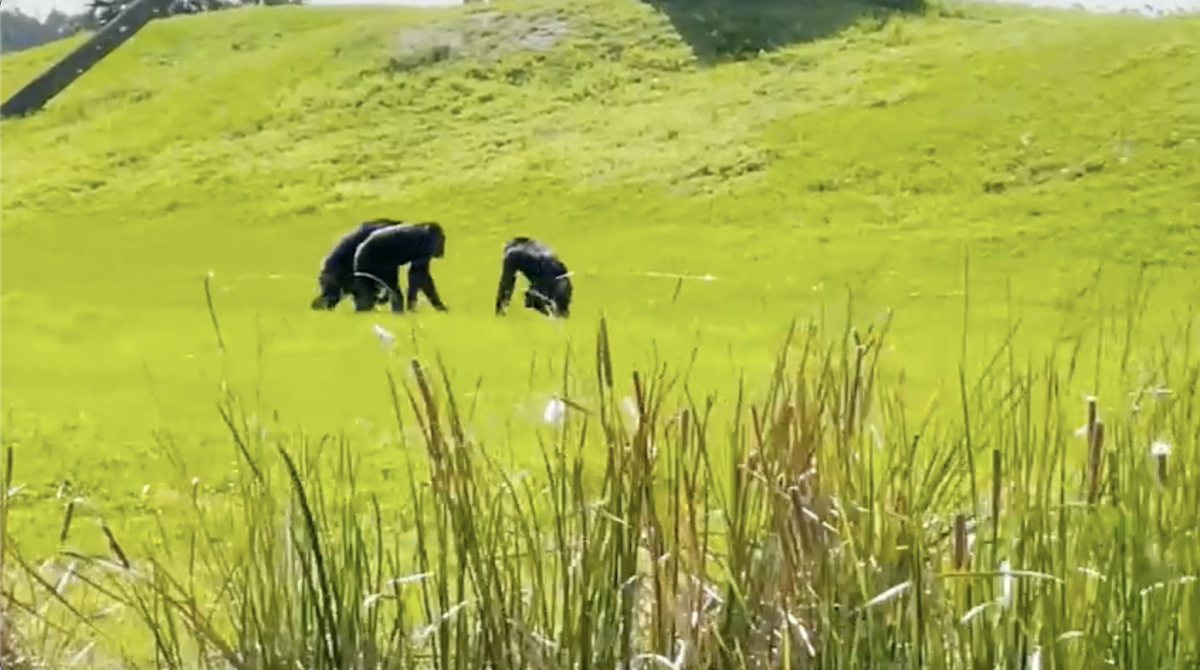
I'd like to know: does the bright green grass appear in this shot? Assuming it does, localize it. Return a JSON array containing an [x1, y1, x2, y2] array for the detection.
[[2, 0, 1199, 562]]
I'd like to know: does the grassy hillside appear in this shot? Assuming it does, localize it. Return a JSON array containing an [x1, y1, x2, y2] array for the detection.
[[1, 0, 1198, 581]]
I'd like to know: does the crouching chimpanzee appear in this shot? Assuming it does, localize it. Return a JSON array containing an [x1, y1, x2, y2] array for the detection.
[[351, 221, 449, 313], [310, 219, 403, 310], [494, 237, 572, 318]]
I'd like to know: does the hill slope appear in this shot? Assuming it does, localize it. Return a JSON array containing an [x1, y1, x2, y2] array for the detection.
[[1, 0, 1199, 557]]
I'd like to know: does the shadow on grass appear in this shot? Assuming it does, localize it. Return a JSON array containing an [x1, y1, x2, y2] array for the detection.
[[643, 0, 927, 64]]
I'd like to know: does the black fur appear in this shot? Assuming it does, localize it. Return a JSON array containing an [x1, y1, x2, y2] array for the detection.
[[494, 236, 572, 318], [310, 219, 402, 310], [351, 222, 448, 313]]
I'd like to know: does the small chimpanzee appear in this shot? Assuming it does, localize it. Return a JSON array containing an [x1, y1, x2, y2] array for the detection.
[[351, 221, 449, 313], [494, 237, 572, 318], [310, 219, 404, 310]]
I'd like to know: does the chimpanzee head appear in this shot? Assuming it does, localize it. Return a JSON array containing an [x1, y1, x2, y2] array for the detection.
[[523, 289, 544, 311], [426, 222, 446, 259], [351, 283, 380, 312], [524, 277, 572, 318], [550, 277, 572, 317], [311, 271, 343, 310]]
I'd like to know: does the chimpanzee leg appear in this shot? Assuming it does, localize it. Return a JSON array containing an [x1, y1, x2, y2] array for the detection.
[[376, 265, 404, 313], [351, 274, 378, 312], [405, 263, 422, 311], [523, 288, 554, 316], [350, 263, 395, 312], [358, 268, 400, 312]]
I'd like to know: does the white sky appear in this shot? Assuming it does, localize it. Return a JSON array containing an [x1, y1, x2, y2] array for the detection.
[[4, 0, 463, 18]]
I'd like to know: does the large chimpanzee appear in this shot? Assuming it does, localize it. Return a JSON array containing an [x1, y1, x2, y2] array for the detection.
[[351, 222, 449, 313], [494, 237, 572, 318], [310, 219, 403, 310]]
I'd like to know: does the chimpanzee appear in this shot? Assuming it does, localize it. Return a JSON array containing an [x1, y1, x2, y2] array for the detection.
[[351, 222, 449, 313], [310, 219, 404, 310], [494, 237, 572, 318]]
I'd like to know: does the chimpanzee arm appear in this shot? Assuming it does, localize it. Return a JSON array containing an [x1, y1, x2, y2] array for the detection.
[[408, 260, 448, 311], [494, 254, 519, 315]]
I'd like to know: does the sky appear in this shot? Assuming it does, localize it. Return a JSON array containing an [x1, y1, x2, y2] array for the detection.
[[4, 0, 463, 18]]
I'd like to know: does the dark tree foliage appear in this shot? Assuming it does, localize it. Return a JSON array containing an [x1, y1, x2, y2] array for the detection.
[[88, 0, 219, 26], [0, 8, 98, 54], [86, 0, 305, 28], [0, 0, 306, 57]]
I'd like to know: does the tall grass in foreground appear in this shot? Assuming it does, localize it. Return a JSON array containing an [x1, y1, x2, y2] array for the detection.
[[3, 309, 1200, 669]]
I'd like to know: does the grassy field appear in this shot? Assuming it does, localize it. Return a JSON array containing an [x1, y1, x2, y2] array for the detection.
[[2, 0, 1200, 665]]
